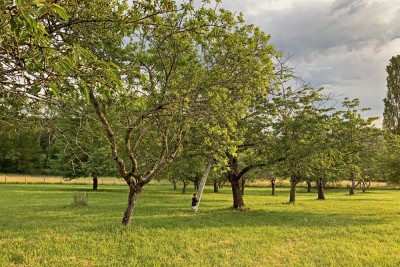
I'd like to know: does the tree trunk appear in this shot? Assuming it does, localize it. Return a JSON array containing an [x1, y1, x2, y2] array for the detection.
[[306, 180, 312, 193], [231, 179, 245, 209], [349, 178, 356, 195], [348, 169, 360, 195], [43, 132, 56, 169], [122, 184, 139, 226], [182, 181, 188, 193], [194, 178, 199, 190], [317, 178, 325, 200], [289, 177, 298, 203], [172, 179, 177, 190], [271, 178, 276, 196], [92, 177, 98, 191], [241, 177, 246, 196], [213, 179, 219, 193], [361, 180, 370, 193]]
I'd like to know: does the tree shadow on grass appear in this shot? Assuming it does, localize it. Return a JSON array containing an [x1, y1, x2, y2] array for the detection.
[[129, 207, 385, 230]]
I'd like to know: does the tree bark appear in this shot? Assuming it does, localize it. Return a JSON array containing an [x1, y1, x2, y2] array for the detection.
[[271, 178, 275, 196], [172, 179, 177, 190], [194, 176, 199, 190], [361, 180, 370, 193], [182, 180, 189, 193], [122, 184, 139, 226], [317, 178, 325, 200], [213, 179, 219, 193], [306, 180, 312, 193], [348, 169, 360, 195], [92, 177, 98, 191], [231, 179, 245, 209], [349, 178, 356, 195], [241, 177, 246, 196], [289, 177, 298, 203]]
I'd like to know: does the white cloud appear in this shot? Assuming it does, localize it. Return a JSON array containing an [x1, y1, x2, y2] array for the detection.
[[218, 0, 400, 127]]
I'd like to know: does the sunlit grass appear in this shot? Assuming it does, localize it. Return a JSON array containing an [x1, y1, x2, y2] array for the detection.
[[1, 183, 399, 266]]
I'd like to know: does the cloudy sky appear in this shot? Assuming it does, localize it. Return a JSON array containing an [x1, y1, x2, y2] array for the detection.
[[217, 0, 400, 127]]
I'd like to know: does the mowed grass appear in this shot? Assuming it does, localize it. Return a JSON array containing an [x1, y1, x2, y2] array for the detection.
[[0, 183, 399, 267]]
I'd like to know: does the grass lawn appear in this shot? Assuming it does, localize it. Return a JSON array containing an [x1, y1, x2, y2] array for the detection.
[[0, 183, 399, 266]]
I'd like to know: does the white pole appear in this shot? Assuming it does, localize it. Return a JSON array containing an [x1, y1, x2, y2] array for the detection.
[[195, 163, 212, 212]]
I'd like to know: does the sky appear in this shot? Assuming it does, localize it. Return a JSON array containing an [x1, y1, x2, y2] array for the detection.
[[216, 0, 400, 127]]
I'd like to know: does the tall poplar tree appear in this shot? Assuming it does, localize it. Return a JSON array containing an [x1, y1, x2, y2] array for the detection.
[[383, 55, 400, 135]]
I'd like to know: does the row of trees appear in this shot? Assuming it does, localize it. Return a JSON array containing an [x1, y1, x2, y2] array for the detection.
[[1, 0, 399, 225]]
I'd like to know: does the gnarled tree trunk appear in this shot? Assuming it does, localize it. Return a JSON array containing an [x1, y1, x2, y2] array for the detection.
[[122, 183, 140, 226], [231, 179, 245, 209], [227, 154, 246, 209]]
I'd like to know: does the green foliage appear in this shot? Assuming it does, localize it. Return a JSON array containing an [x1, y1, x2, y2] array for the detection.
[[267, 84, 331, 182], [1, 0, 123, 108], [330, 98, 380, 182], [50, 105, 118, 179], [0, 118, 49, 173], [383, 55, 400, 134], [376, 133, 400, 184]]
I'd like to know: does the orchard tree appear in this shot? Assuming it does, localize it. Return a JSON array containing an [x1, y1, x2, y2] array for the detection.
[[301, 149, 338, 200], [81, 2, 282, 223], [330, 98, 378, 195], [160, 10, 280, 210], [383, 55, 400, 135], [4, 0, 184, 225], [159, 155, 209, 193], [269, 83, 331, 203], [85, 4, 210, 225]]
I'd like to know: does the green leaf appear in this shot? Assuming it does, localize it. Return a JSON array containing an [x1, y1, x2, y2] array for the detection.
[[52, 4, 69, 20], [33, 0, 46, 7], [10, 17, 17, 32], [37, 6, 47, 17]]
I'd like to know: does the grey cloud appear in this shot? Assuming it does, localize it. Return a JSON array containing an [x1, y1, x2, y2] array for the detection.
[[330, 0, 367, 15], [212, 1, 400, 59], [217, 0, 399, 126]]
